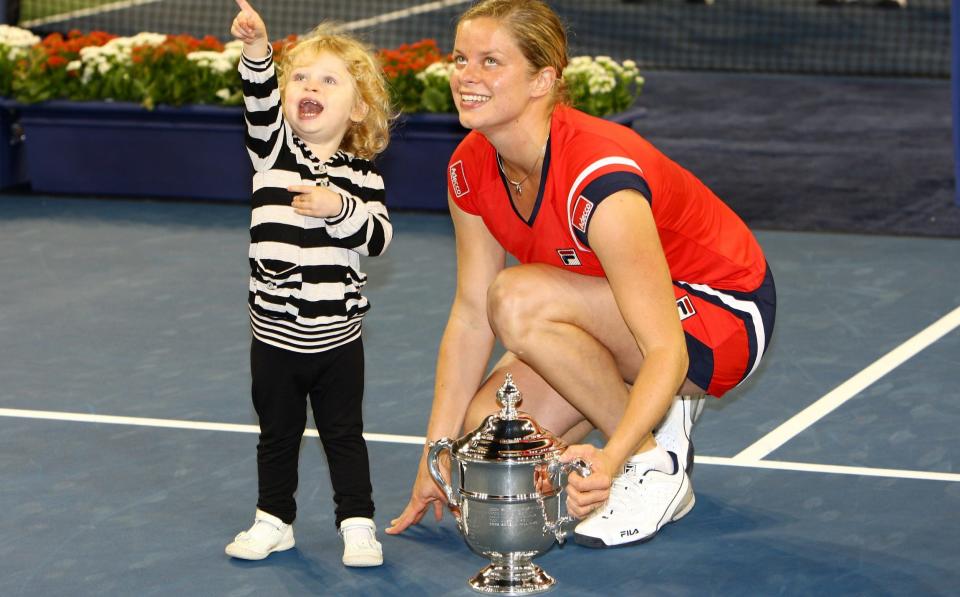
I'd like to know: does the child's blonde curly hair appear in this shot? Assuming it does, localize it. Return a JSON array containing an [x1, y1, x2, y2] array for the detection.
[[277, 25, 392, 160]]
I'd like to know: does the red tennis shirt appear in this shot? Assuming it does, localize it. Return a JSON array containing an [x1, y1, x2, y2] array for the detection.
[[447, 104, 766, 293]]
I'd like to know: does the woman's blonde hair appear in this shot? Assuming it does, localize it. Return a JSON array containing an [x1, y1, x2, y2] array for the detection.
[[457, 0, 570, 105], [277, 25, 392, 159]]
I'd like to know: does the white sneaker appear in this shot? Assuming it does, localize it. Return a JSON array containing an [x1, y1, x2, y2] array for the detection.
[[574, 452, 695, 548], [340, 517, 383, 567], [225, 509, 295, 560], [653, 394, 705, 475]]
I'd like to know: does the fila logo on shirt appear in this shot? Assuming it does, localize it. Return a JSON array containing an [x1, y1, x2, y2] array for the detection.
[[557, 248, 582, 266], [449, 160, 469, 198], [677, 295, 696, 320]]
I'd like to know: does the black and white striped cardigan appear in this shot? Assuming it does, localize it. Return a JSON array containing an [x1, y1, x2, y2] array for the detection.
[[239, 49, 392, 353]]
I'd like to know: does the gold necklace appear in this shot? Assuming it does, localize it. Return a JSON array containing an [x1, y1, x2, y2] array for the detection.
[[496, 145, 546, 196]]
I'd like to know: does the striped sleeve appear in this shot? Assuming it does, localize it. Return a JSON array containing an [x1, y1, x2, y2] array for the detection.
[[321, 159, 393, 257], [238, 47, 284, 172]]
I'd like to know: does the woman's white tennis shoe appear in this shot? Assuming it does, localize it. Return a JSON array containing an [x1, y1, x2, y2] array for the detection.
[[653, 394, 705, 475], [574, 451, 695, 548]]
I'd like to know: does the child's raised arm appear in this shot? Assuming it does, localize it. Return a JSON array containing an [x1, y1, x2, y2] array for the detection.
[[231, 0, 269, 58]]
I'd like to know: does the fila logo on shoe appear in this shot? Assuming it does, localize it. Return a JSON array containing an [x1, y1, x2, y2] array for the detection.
[[620, 528, 640, 538]]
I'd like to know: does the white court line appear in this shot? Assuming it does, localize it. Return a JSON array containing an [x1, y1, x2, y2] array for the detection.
[[697, 456, 960, 483], [0, 407, 425, 445], [2, 407, 958, 482], [21, 0, 163, 28], [735, 305, 960, 462]]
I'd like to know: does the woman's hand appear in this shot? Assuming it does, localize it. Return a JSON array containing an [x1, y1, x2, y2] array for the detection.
[[559, 444, 620, 519], [386, 453, 452, 535], [288, 185, 344, 218], [232, 0, 268, 51]]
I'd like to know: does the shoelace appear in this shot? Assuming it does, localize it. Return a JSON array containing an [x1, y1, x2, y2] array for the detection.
[[603, 473, 645, 515]]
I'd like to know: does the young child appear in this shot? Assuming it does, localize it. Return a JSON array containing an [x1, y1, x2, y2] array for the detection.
[[225, 0, 392, 567]]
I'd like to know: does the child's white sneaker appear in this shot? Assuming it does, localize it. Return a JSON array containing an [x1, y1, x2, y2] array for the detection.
[[339, 517, 383, 567], [225, 509, 295, 560]]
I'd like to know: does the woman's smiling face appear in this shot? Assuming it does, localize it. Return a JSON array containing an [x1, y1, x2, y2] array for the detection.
[[450, 17, 537, 133]]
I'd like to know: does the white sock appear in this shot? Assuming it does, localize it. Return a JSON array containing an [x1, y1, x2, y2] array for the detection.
[[625, 443, 675, 475]]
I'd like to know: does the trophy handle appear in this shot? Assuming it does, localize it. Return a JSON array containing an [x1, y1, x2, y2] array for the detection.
[[427, 438, 460, 511], [544, 458, 592, 544]]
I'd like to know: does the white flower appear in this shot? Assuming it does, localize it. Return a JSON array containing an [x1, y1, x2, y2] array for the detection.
[[560, 55, 643, 116], [66, 60, 81, 72], [416, 60, 454, 84], [588, 72, 615, 95], [216, 88, 232, 100], [187, 50, 237, 74], [0, 24, 40, 49], [568, 56, 592, 68]]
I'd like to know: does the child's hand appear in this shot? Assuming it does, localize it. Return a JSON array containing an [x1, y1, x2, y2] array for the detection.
[[289, 185, 345, 219], [232, 0, 268, 54]]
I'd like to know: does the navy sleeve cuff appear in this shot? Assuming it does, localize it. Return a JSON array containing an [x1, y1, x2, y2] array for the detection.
[[573, 171, 652, 247]]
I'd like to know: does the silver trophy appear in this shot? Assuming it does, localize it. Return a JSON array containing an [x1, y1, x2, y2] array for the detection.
[[428, 374, 591, 595]]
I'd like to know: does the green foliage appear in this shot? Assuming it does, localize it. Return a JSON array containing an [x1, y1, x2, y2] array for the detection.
[[564, 56, 644, 117]]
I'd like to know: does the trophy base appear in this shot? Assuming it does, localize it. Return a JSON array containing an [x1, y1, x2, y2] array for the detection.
[[468, 562, 556, 595]]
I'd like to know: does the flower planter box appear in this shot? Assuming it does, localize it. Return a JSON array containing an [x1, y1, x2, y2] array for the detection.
[[17, 101, 251, 201], [0, 98, 27, 190], [14, 101, 645, 210]]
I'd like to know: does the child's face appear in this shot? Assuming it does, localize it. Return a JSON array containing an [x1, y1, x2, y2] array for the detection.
[[283, 50, 367, 149]]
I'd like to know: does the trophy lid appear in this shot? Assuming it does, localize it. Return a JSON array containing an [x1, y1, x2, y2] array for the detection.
[[453, 374, 567, 463]]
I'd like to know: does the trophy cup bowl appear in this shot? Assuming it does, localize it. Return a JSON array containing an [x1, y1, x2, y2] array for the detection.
[[428, 374, 590, 595]]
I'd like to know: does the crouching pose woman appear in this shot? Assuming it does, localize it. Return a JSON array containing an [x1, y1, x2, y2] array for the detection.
[[387, 0, 775, 549]]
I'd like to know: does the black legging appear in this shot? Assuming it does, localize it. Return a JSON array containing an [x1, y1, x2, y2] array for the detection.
[[250, 336, 374, 527]]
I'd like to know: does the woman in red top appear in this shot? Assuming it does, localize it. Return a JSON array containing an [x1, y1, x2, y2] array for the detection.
[[387, 0, 775, 548]]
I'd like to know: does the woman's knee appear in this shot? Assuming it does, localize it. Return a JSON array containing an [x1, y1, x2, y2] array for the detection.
[[486, 265, 554, 347]]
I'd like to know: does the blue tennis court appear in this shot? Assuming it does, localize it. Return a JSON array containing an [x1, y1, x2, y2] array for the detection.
[[1, 0, 957, 594], [1, 194, 957, 596]]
